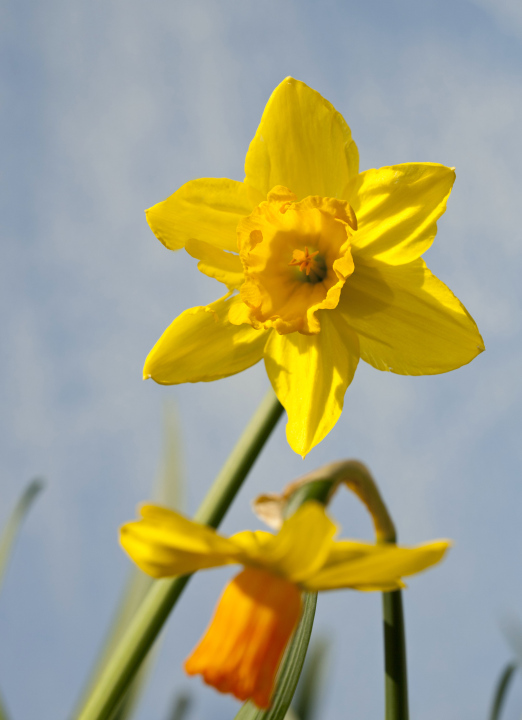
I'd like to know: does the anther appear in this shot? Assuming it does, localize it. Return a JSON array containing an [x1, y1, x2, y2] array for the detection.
[[289, 247, 321, 276]]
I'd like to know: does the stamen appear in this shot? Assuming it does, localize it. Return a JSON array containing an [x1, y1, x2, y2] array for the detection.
[[289, 246, 321, 276]]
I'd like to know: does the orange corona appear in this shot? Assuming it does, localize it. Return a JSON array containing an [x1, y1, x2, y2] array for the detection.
[[184, 568, 301, 708]]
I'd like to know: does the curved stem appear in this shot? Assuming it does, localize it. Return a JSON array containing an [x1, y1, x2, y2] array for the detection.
[[75, 389, 284, 720], [252, 459, 408, 719]]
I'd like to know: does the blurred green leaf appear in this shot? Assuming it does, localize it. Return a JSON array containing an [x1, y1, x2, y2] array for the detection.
[[489, 662, 517, 720], [283, 709, 299, 720], [234, 593, 317, 720], [0, 479, 44, 596], [291, 637, 329, 720], [72, 404, 185, 720], [167, 692, 192, 720], [0, 689, 10, 720], [0, 478, 44, 720], [501, 616, 522, 666], [157, 401, 185, 510]]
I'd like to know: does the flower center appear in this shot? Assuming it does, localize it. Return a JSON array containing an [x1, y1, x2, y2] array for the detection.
[[288, 246, 327, 283], [229, 186, 357, 335]]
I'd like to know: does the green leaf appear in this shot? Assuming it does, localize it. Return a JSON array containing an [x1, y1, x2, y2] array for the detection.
[[0, 479, 44, 596], [157, 402, 185, 511], [234, 593, 318, 720], [0, 688, 10, 720], [167, 692, 192, 720], [0, 478, 44, 720], [489, 662, 517, 720], [501, 616, 522, 665], [283, 710, 299, 720], [74, 390, 284, 720], [291, 638, 329, 720], [73, 404, 187, 720]]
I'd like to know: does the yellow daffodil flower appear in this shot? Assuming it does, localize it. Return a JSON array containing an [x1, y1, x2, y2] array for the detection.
[[144, 77, 484, 456], [120, 501, 449, 708]]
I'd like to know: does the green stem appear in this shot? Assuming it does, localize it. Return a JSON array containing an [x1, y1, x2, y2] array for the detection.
[[75, 389, 284, 720], [369, 497, 408, 720], [382, 589, 408, 720], [261, 459, 409, 719]]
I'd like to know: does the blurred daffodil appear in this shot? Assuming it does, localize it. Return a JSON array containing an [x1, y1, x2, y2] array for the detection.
[[144, 77, 484, 456], [120, 501, 449, 708]]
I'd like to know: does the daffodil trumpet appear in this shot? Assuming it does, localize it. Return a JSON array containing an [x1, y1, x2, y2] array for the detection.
[[120, 500, 450, 708], [144, 76, 484, 456]]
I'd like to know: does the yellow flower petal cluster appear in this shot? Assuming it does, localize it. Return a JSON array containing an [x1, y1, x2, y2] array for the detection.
[[120, 501, 449, 708], [144, 77, 484, 456]]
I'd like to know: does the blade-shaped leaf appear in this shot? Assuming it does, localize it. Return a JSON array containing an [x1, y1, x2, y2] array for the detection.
[[501, 616, 522, 666], [72, 404, 185, 720], [291, 638, 329, 720], [158, 402, 185, 511], [167, 692, 192, 720], [489, 662, 517, 720], [0, 478, 44, 720], [0, 479, 44, 596], [0, 688, 10, 720], [74, 390, 284, 720]]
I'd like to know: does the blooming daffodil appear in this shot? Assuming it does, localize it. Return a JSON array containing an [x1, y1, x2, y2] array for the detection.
[[121, 501, 449, 708], [144, 77, 484, 456]]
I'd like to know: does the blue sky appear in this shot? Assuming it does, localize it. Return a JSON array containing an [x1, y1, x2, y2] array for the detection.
[[1, 0, 522, 718]]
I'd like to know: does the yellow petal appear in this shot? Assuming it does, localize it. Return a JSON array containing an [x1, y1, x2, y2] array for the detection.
[[145, 178, 255, 253], [144, 295, 268, 385], [346, 163, 455, 265], [185, 239, 244, 290], [120, 505, 240, 578], [351, 581, 406, 592], [245, 77, 359, 202], [338, 258, 484, 374], [303, 540, 450, 591], [228, 505, 336, 583], [264, 312, 360, 456], [262, 502, 337, 583], [229, 530, 275, 562]]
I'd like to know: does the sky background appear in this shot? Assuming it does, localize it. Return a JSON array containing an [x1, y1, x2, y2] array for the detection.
[[1, 0, 522, 718]]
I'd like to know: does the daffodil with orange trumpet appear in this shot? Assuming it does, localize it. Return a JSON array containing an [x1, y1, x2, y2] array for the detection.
[[121, 500, 449, 708]]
